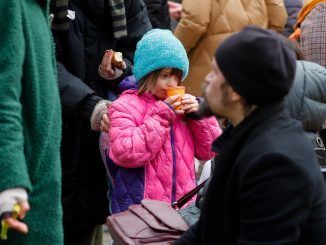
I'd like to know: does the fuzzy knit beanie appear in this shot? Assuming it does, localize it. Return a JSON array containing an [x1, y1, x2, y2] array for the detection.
[[216, 26, 297, 105], [133, 29, 189, 83]]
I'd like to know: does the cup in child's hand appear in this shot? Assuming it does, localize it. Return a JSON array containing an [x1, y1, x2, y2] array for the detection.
[[167, 86, 185, 110]]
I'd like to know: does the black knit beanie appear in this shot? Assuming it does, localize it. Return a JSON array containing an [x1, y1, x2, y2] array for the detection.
[[216, 26, 297, 105]]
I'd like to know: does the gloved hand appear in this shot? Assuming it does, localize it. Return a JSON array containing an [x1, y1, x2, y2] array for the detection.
[[90, 100, 111, 131]]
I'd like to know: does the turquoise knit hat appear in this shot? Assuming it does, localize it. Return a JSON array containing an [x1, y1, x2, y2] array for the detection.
[[133, 29, 189, 83]]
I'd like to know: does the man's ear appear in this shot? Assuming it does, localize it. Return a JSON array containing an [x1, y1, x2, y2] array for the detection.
[[228, 86, 242, 103]]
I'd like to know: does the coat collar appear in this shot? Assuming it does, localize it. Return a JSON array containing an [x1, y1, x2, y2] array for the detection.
[[211, 101, 288, 155], [122, 89, 161, 103]]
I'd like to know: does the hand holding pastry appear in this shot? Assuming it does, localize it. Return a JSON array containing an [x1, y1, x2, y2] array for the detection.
[[98, 49, 126, 80]]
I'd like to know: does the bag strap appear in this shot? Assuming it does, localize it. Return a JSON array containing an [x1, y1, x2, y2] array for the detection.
[[172, 179, 208, 210]]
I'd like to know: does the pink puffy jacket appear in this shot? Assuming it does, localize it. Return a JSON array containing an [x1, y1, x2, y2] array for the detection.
[[109, 89, 221, 204]]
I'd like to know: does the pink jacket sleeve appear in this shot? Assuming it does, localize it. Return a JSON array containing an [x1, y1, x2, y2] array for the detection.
[[109, 100, 176, 168], [187, 116, 222, 160]]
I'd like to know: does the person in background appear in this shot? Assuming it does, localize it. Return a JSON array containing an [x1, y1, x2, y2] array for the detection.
[[300, 0, 326, 67], [176, 26, 326, 244], [174, 0, 288, 96], [0, 1, 62, 244], [51, 0, 151, 244], [283, 0, 303, 37], [168, 0, 182, 30], [290, 0, 326, 67], [285, 54, 326, 169], [283, 44, 326, 156], [107, 29, 221, 214], [290, 0, 326, 148], [144, 0, 171, 29]]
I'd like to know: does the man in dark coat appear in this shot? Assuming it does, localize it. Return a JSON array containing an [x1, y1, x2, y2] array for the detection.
[[176, 26, 326, 244], [51, 0, 151, 244]]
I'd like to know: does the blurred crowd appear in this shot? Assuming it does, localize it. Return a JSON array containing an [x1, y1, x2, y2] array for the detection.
[[0, 0, 325, 244]]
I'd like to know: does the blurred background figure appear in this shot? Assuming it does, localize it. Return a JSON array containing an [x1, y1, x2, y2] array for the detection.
[[168, 0, 182, 30], [289, 0, 326, 148], [283, 0, 303, 37], [173, 0, 288, 96], [144, 0, 171, 29], [290, 0, 326, 67], [299, 0, 326, 67], [285, 59, 326, 168]]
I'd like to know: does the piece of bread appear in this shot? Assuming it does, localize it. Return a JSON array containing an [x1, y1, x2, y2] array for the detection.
[[112, 51, 124, 69]]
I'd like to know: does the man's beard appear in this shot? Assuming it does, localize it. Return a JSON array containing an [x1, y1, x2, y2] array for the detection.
[[198, 99, 214, 117], [198, 97, 225, 120]]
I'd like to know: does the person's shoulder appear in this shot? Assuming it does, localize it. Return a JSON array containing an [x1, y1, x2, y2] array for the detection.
[[240, 119, 318, 172], [0, 1, 21, 16], [112, 89, 134, 102], [296, 61, 326, 88], [239, 119, 309, 160], [304, 2, 326, 21], [110, 89, 143, 110], [298, 60, 326, 74]]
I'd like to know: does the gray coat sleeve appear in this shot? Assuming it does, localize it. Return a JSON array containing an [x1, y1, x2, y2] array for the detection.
[[285, 60, 326, 132]]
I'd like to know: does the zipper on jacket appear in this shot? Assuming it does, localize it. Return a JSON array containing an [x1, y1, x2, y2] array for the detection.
[[170, 125, 177, 203]]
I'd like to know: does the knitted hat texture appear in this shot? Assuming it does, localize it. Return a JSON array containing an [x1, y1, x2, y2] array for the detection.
[[133, 29, 189, 83]]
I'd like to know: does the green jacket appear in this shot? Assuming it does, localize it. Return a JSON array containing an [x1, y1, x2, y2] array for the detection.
[[0, 0, 63, 244]]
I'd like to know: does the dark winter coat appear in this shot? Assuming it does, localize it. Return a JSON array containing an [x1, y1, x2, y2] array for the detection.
[[284, 0, 303, 37], [144, 0, 171, 29], [176, 102, 326, 244], [53, 0, 151, 233]]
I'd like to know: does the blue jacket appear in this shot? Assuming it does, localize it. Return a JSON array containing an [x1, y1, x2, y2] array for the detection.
[[284, 0, 303, 37]]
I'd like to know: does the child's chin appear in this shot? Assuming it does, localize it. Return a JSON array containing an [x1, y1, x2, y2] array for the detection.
[[157, 94, 167, 100]]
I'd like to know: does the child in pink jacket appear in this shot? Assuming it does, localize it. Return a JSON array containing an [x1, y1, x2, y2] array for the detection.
[[107, 29, 221, 213]]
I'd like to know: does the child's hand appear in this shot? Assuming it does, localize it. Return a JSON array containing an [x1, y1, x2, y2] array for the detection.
[[164, 94, 184, 114], [181, 94, 199, 114]]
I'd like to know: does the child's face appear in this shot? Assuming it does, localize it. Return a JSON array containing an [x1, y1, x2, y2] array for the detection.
[[150, 68, 181, 99]]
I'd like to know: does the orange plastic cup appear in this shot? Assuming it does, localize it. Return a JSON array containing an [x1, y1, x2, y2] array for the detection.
[[166, 86, 185, 110]]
